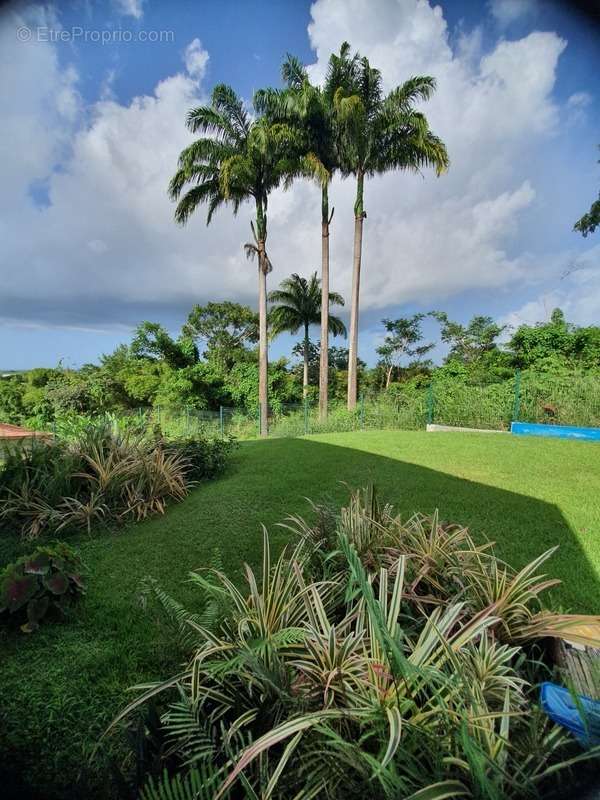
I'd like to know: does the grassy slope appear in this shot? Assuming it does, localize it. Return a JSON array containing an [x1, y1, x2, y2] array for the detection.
[[1, 431, 599, 798]]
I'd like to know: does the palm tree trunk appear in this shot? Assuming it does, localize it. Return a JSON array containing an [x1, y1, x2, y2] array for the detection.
[[318, 184, 330, 421], [347, 171, 365, 410], [257, 250, 268, 437], [303, 322, 310, 397], [255, 203, 268, 437]]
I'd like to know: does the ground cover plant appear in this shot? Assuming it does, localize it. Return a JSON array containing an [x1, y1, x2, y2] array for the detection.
[[0, 542, 85, 633], [0, 431, 599, 798], [110, 486, 599, 799], [0, 426, 235, 539]]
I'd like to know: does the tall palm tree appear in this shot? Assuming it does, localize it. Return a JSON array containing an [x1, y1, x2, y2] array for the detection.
[[268, 272, 346, 397], [169, 84, 300, 435], [255, 51, 356, 421], [329, 44, 449, 409]]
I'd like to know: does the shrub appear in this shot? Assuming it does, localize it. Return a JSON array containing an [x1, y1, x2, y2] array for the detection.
[[0, 542, 85, 633], [164, 436, 237, 482], [0, 426, 235, 539], [109, 487, 600, 799]]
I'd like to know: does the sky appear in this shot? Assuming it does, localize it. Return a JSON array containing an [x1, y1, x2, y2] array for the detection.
[[1, 0, 599, 370]]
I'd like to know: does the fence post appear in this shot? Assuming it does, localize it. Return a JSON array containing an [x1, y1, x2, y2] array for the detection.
[[219, 405, 224, 438], [185, 407, 190, 435], [257, 404, 261, 437], [304, 396, 309, 435], [360, 393, 365, 430], [426, 383, 434, 426], [512, 369, 521, 422]]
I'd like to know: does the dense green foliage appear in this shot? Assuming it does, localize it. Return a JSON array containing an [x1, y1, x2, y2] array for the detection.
[[113, 487, 598, 799], [0, 427, 234, 539], [163, 437, 236, 483], [2, 307, 599, 436], [1, 432, 599, 799], [0, 542, 85, 633]]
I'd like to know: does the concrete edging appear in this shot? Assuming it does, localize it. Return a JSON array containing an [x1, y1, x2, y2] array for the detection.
[[426, 424, 509, 434]]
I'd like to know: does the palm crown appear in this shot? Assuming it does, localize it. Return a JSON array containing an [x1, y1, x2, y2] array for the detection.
[[332, 49, 449, 185], [269, 272, 346, 396], [169, 84, 301, 240], [268, 273, 346, 339]]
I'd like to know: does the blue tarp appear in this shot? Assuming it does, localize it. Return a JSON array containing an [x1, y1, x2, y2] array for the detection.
[[540, 682, 600, 747], [511, 422, 600, 442]]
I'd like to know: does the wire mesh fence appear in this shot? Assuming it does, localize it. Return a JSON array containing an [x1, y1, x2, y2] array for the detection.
[[42, 370, 600, 441], [516, 372, 600, 428], [427, 380, 515, 431]]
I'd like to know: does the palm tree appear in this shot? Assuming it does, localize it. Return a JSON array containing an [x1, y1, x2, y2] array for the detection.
[[169, 85, 300, 435], [268, 272, 346, 397], [255, 52, 356, 421], [329, 44, 449, 409]]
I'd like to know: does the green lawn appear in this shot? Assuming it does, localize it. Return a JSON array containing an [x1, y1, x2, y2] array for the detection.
[[2, 430, 600, 798]]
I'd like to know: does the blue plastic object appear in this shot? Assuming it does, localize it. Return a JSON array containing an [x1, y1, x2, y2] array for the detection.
[[511, 422, 600, 442], [540, 682, 600, 747]]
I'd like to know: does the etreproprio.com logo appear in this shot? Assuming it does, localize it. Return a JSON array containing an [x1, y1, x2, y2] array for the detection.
[[16, 25, 175, 44]]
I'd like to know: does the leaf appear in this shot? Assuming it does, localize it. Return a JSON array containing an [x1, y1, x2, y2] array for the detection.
[[3, 573, 38, 613], [23, 553, 51, 575], [405, 780, 470, 799], [381, 706, 402, 769], [43, 572, 69, 595], [67, 573, 86, 591], [216, 711, 353, 799], [20, 620, 40, 633]]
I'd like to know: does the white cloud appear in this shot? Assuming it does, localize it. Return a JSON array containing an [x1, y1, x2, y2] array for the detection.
[[568, 91, 592, 109], [500, 245, 600, 331], [0, 0, 597, 350], [0, 6, 80, 210], [113, 0, 144, 19], [489, 0, 538, 28], [566, 90, 592, 126], [184, 38, 209, 82]]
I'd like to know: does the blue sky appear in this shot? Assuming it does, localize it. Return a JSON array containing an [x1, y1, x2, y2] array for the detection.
[[1, 0, 599, 370]]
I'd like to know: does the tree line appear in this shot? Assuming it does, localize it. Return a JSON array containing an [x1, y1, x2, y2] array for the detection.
[[1, 301, 598, 430]]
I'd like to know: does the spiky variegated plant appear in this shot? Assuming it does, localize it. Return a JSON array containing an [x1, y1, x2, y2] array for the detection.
[[256, 51, 356, 422], [169, 85, 301, 436], [326, 44, 449, 410], [109, 487, 600, 800], [268, 272, 346, 396]]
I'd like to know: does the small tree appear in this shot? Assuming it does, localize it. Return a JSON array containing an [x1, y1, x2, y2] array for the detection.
[[268, 273, 346, 397], [376, 314, 434, 388], [432, 312, 505, 365], [184, 301, 258, 369], [131, 322, 198, 370]]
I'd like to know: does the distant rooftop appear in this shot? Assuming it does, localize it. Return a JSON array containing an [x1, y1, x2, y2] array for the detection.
[[0, 422, 48, 439]]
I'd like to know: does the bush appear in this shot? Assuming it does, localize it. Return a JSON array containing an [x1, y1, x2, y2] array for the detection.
[[110, 487, 599, 799], [0, 426, 235, 539], [164, 435, 237, 482], [0, 542, 85, 633]]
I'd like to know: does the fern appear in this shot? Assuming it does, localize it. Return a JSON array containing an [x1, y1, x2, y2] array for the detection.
[[139, 549, 227, 646], [140, 765, 222, 800]]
